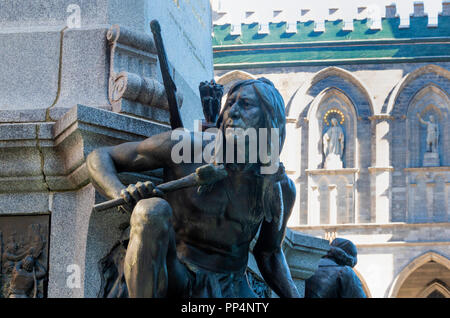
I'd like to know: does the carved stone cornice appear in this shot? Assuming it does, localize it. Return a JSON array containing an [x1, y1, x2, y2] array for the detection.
[[404, 166, 450, 172], [285, 117, 297, 124], [106, 25, 183, 123], [368, 166, 394, 174], [0, 105, 169, 193], [282, 229, 330, 281], [306, 168, 359, 175], [368, 114, 395, 121]]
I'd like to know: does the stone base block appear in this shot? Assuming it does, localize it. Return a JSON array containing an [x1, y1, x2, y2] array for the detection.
[[423, 152, 440, 167], [324, 154, 343, 169]]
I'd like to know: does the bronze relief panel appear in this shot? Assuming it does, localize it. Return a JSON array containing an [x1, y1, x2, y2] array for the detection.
[[0, 215, 50, 298]]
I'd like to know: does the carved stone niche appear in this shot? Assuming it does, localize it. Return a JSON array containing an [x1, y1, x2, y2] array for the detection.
[[0, 215, 50, 298], [106, 25, 183, 124], [306, 169, 359, 225]]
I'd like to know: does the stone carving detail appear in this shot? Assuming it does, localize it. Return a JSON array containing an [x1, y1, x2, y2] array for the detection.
[[323, 118, 345, 169], [109, 71, 182, 109], [106, 25, 183, 119], [0, 217, 49, 298], [417, 113, 440, 166]]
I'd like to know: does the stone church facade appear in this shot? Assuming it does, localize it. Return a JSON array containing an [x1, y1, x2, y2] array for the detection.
[[212, 1, 450, 297]]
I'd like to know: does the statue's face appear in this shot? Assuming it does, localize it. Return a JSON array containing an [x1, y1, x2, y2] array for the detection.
[[331, 118, 338, 126], [221, 85, 264, 132], [429, 115, 435, 123]]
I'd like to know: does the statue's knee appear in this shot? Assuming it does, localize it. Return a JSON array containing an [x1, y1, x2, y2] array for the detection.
[[131, 198, 172, 229]]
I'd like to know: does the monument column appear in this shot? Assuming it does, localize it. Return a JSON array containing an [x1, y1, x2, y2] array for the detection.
[[328, 184, 337, 224], [282, 117, 302, 227], [369, 115, 394, 224]]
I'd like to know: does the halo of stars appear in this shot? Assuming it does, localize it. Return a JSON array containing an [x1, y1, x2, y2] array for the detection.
[[324, 108, 345, 126]]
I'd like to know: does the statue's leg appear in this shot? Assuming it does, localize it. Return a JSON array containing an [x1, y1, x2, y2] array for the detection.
[[124, 197, 173, 298]]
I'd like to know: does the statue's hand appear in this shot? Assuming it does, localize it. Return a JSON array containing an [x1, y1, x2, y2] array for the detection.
[[119, 181, 164, 213]]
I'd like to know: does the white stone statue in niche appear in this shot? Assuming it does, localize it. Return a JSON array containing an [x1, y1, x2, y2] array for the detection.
[[417, 113, 440, 166], [417, 113, 439, 153], [323, 118, 345, 169]]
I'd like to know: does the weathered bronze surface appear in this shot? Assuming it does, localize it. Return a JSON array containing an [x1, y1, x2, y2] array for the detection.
[[199, 79, 223, 125], [0, 215, 49, 298], [305, 238, 366, 298], [88, 76, 300, 298], [246, 269, 272, 298]]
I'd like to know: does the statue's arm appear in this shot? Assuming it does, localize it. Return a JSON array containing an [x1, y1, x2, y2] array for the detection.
[[86, 130, 175, 199], [417, 113, 427, 125], [253, 176, 300, 298], [323, 134, 329, 156]]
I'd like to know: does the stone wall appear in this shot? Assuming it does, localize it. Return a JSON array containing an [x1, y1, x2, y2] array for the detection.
[[0, 0, 213, 298]]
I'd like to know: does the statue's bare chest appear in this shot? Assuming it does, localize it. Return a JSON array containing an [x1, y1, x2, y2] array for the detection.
[[167, 176, 263, 238]]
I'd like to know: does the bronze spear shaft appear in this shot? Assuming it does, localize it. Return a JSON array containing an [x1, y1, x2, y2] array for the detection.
[[150, 19, 184, 129]]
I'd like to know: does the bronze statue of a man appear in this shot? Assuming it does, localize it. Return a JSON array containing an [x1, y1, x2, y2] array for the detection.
[[87, 78, 300, 298], [305, 238, 366, 298]]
